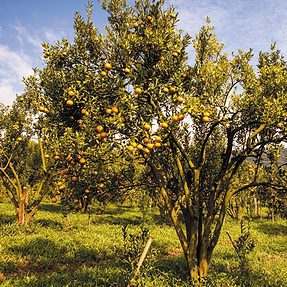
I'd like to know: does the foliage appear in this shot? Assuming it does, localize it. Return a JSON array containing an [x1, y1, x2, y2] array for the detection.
[[20, 0, 287, 282], [0, 97, 56, 225]]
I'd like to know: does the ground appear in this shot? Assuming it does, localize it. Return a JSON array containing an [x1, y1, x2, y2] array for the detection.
[[0, 200, 287, 286]]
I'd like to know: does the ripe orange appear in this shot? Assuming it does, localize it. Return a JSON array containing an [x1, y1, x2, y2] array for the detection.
[[72, 176, 78, 182], [124, 67, 131, 74], [79, 158, 86, 165], [127, 145, 134, 151], [66, 100, 74, 107], [131, 142, 137, 148], [202, 116, 210, 123], [143, 137, 150, 143], [146, 16, 153, 23], [100, 71, 107, 77], [147, 143, 154, 150], [161, 122, 168, 128], [98, 183, 105, 189], [178, 114, 185, 121], [104, 63, 112, 70], [169, 87, 176, 93], [68, 90, 75, 96], [203, 111, 211, 117], [175, 96, 184, 104], [135, 87, 143, 95], [133, 22, 139, 28], [163, 87, 169, 93], [143, 123, 151, 131], [100, 132, 108, 138], [111, 106, 119, 113], [154, 142, 161, 148], [51, 197, 58, 203], [96, 125, 104, 133], [172, 115, 179, 122], [143, 148, 150, 154], [137, 144, 144, 150], [154, 136, 161, 143], [106, 108, 112, 114], [39, 106, 45, 112], [81, 109, 87, 115]]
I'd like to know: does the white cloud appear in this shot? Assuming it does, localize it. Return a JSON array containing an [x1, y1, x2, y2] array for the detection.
[[0, 44, 33, 106], [167, 0, 287, 61], [13, 23, 42, 49]]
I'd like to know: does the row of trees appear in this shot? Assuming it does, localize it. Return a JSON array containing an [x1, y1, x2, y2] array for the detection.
[[1, 0, 287, 284]]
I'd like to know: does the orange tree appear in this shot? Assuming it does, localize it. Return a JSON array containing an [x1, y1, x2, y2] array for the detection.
[[0, 96, 57, 226], [23, 0, 287, 283]]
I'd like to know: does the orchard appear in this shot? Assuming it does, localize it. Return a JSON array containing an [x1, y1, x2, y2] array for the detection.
[[1, 0, 287, 286]]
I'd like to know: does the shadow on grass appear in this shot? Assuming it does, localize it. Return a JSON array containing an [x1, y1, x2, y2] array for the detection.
[[6, 265, 128, 287], [39, 203, 62, 213], [93, 214, 142, 226], [35, 218, 63, 229], [0, 213, 16, 225], [8, 237, 68, 261], [256, 222, 287, 236]]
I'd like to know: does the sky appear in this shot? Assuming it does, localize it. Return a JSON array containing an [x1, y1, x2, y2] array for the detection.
[[1, 0, 287, 106]]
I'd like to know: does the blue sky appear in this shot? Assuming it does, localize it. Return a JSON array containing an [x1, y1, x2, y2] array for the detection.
[[1, 0, 287, 106]]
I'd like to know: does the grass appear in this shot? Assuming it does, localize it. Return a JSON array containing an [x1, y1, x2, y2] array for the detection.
[[1, 200, 287, 286]]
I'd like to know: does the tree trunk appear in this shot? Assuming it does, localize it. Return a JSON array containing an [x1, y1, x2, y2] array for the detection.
[[17, 188, 28, 226], [186, 251, 209, 286], [254, 194, 258, 218]]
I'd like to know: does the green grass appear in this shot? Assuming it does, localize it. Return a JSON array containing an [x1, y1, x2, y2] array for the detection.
[[1, 201, 287, 286]]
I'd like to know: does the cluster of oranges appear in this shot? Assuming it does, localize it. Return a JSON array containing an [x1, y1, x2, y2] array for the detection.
[[96, 125, 109, 141], [100, 62, 112, 77]]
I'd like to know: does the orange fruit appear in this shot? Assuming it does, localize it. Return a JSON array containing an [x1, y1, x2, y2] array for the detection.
[[154, 136, 161, 143], [124, 67, 131, 74], [104, 63, 112, 70], [175, 96, 184, 104], [169, 87, 176, 93], [100, 71, 107, 77], [96, 125, 104, 133], [66, 100, 74, 107], [137, 144, 144, 150], [163, 87, 169, 93], [147, 143, 154, 150], [68, 90, 75, 96], [172, 115, 179, 122], [111, 106, 119, 113], [127, 145, 134, 151], [178, 114, 185, 121], [143, 123, 151, 131], [100, 132, 108, 138], [106, 108, 112, 114], [161, 122, 168, 128], [135, 87, 143, 95]]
